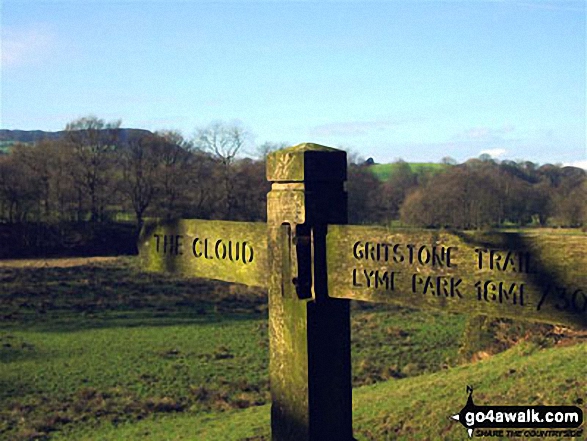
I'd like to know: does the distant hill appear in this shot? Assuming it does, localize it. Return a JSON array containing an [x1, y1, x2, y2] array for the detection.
[[368, 162, 448, 181], [0, 128, 154, 154]]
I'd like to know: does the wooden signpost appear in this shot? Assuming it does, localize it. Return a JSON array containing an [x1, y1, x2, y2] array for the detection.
[[140, 219, 268, 287], [139, 143, 587, 441], [327, 226, 587, 328]]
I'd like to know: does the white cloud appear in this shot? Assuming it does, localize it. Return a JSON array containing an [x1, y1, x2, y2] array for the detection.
[[479, 148, 507, 159], [2, 26, 56, 68]]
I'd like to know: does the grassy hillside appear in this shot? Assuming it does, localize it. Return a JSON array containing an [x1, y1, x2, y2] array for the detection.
[[52, 342, 586, 441], [0, 129, 154, 157], [369, 162, 447, 181], [0, 257, 583, 440], [0, 257, 465, 441], [0, 129, 153, 145]]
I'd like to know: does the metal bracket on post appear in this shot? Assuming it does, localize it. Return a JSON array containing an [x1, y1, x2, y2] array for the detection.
[[280, 223, 294, 298], [292, 224, 312, 299], [267, 143, 353, 441]]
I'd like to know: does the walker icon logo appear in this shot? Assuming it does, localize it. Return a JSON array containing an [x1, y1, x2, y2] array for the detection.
[[450, 386, 583, 438]]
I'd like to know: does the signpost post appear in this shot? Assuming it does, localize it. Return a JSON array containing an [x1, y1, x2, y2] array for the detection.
[[139, 143, 587, 440], [266, 144, 352, 441]]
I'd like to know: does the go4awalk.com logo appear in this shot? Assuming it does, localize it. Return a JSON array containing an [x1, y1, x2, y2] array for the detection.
[[450, 386, 584, 438]]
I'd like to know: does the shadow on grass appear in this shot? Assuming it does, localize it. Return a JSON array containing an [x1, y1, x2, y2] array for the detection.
[[0, 336, 46, 366], [0, 258, 268, 333], [2, 310, 267, 333]]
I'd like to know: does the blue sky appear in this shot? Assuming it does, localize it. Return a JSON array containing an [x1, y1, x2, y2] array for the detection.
[[1, 1, 585, 166]]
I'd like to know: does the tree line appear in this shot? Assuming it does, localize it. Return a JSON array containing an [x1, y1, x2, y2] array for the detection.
[[348, 157, 586, 229], [1, 115, 585, 238], [0, 117, 272, 233]]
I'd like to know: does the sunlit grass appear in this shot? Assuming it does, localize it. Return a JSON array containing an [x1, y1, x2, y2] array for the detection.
[[1, 256, 582, 440], [368, 162, 447, 181], [0, 257, 467, 440], [51, 342, 587, 441]]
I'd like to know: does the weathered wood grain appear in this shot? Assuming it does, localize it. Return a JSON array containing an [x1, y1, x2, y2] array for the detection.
[[267, 144, 353, 441], [138, 219, 268, 287], [327, 226, 587, 328]]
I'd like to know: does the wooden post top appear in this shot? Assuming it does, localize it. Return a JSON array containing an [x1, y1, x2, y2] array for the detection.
[[266, 143, 347, 183]]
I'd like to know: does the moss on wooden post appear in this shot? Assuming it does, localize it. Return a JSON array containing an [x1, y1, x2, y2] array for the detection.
[[138, 219, 268, 287], [326, 226, 587, 328], [267, 143, 353, 441]]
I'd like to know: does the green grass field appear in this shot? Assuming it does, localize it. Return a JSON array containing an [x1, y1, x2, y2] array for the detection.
[[0, 257, 584, 440], [0, 142, 14, 155], [368, 162, 447, 181], [51, 341, 587, 441]]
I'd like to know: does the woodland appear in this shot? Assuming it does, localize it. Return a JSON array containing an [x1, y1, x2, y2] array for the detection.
[[0, 116, 585, 257]]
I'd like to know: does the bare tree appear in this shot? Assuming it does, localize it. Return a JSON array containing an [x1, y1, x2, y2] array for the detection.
[[183, 148, 218, 219], [10, 142, 51, 222], [0, 153, 40, 223], [194, 121, 252, 219], [347, 164, 383, 224], [195, 121, 249, 165], [380, 159, 418, 221], [231, 158, 270, 221], [119, 133, 162, 232], [256, 141, 288, 160], [64, 115, 121, 222], [151, 131, 196, 221]]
